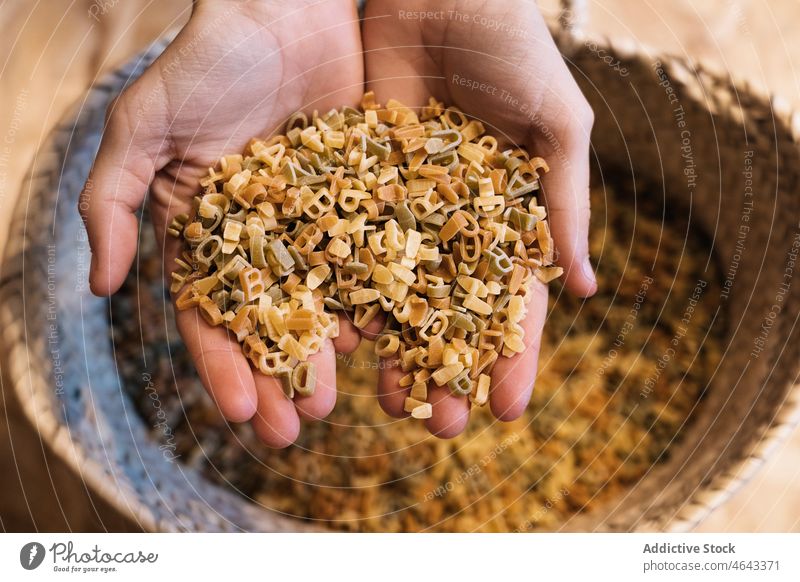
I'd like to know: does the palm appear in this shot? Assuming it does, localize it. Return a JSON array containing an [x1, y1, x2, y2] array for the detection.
[[147, 0, 364, 227], [82, 0, 364, 447], [363, 0, 595, 436]]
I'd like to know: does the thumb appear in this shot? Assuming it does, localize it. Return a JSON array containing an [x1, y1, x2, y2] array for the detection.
[[530, 97, 597, 298], [79, 97, 166, 296]]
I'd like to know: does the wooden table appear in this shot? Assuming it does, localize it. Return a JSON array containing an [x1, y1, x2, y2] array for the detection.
[[0, 0, 798, 531]]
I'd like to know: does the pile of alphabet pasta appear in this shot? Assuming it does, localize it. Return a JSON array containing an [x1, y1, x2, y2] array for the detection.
[[169, 93, 562, 418]]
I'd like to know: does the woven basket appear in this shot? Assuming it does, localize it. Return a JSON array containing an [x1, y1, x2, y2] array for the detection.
[[2, 6, 800, 532]]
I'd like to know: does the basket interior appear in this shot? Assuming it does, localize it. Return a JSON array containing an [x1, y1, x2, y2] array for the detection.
[[560, 42, 800, 529]]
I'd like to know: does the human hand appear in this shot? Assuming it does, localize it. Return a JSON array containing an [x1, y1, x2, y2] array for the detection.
[[79, 0, 364, 447], [362, 0, 597, 437]]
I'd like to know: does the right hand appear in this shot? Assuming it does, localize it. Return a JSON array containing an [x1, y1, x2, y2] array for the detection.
[[79, 0, 365, 447]]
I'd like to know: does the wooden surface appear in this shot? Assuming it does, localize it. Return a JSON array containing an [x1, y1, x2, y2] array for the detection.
[[0, 0, 798, 531]]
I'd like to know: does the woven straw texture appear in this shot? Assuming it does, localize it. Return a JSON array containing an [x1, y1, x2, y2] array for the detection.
[[1, 22, 799, 531]]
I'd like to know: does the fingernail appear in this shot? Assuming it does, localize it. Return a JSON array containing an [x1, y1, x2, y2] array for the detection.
[[582, 257, 597, 290], [88, 253, 97, 290]]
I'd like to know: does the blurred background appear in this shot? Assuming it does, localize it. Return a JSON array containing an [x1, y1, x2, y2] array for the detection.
[[0, 0, 798, 531]]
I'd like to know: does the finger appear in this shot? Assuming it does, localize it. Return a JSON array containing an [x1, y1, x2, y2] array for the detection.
[[79, 100, 165, 296], [425, 385, 470, 439], [357, 311, 386, 341], [377, 357, 471, 438], [251, 374, 301, 449], [532, 101, 597, 298], [489, 279, 548, 421], [149, 168, 205, 279], [377, 356, 407, 418], [292, 339, 337, 421], [175, 309, 258, 424], [332, 313, 361, 354]]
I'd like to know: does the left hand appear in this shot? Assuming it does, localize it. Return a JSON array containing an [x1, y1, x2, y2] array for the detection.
[[362, 0, 597, 437]]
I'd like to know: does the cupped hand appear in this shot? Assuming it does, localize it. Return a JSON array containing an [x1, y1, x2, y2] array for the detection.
[[79, 0, 365, 447], [362, 0, 597, 437]]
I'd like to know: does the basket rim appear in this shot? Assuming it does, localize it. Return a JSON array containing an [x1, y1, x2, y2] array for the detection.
[[561, 28, 800, 531], [2, 30, 800, 532]]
